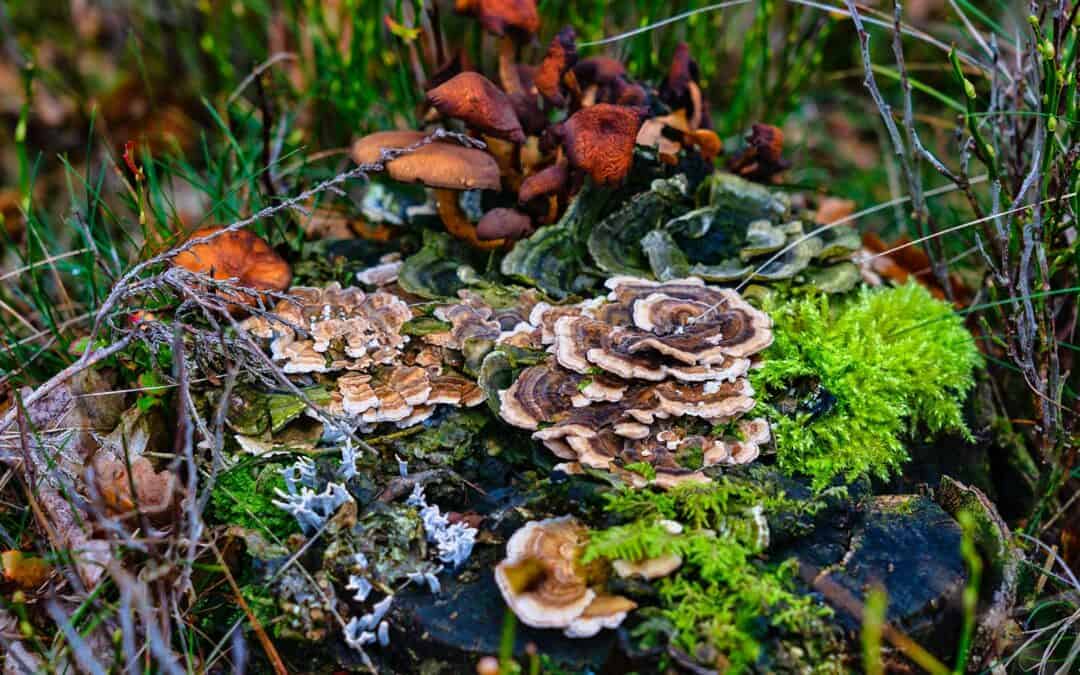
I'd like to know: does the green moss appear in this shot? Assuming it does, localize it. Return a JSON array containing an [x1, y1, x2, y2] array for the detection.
[[209, 463, 300, 539], [585, 480, 835, 672], [753, 283, 980, 490]]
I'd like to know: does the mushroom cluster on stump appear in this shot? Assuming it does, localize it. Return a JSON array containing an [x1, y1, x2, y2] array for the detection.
[[492, 276, 774, 488]]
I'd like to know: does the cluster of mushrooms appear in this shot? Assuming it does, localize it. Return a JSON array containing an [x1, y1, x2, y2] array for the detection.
[[496, 276, 774, 488], [352, 0, 723, 249]]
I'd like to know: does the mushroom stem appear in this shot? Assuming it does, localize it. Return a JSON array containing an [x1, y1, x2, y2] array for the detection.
[[498, 36, 524, 97], [434, 188, 505, 250]]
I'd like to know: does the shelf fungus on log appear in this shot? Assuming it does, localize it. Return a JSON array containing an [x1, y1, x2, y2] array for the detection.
[[496, 276, 774, 487], [495, 516, 636, 638], [242, 283, 413, 374], [240, 283, 485, 432]]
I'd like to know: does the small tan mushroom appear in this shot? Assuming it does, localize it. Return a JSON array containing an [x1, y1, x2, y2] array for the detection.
[[92, 455, 177, 521], [427, 72, 526, 143], [495, 516, 636, 637], [352, 130, 501, 191]]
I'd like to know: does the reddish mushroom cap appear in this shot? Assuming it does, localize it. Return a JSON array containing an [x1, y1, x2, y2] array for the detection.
[[174, 227, 292, 295], [476, 208, 535, 241], [559, 104, 644, 186], [535, 27, 577, 107], [519, 160, 569, 203], [427, 72, 526, 143], [726, 123, 791, 183], [661, 43, 696, 100], [455, 0, 539, 37]]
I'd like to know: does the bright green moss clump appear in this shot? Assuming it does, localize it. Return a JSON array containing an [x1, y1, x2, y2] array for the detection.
[[753, 283, 980, 490], [585, 480, 836, 672], [209, 463, 300, 538]]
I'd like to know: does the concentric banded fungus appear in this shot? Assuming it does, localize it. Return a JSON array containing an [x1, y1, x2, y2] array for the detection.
[[173, 227, 292, 303], [241, 283, 412, 374], [558, 104, 643, 186], [495, 277, 773, 487], [244, 282, 491, 433], [351, 130, 501, 191], [427, 72, 526, 143], [495, 516, 635, 638]]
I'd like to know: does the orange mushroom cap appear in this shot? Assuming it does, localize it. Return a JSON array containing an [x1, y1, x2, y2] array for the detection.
[[454, 0, 539, 37], [535, 27, 577, 107], [427, 72, 526, 143], [559, 104, 643, 186], [173, 227, 292, 295]]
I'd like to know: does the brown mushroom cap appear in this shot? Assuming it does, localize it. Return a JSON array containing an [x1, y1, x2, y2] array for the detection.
[[727, 123, 791, 183], [519, 159, 569, 203], [427, 72, 526, 143], [93, 455, 177, 520], [454, 0, 539, 36], [351, 130, 501, 191], [476, 208, 534, 241], [174, 227, 292, 295], [534, 27, 577, 107], [559, 104, 643, 186]]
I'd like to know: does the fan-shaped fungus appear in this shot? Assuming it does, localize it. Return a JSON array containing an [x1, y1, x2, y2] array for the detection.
[[495, 516, 636, 638]]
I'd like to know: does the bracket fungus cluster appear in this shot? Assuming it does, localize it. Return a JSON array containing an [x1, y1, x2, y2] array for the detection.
[[495, 516, 636, 638], [495, 276, 774, 488], [241, 281, 485, 432]]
